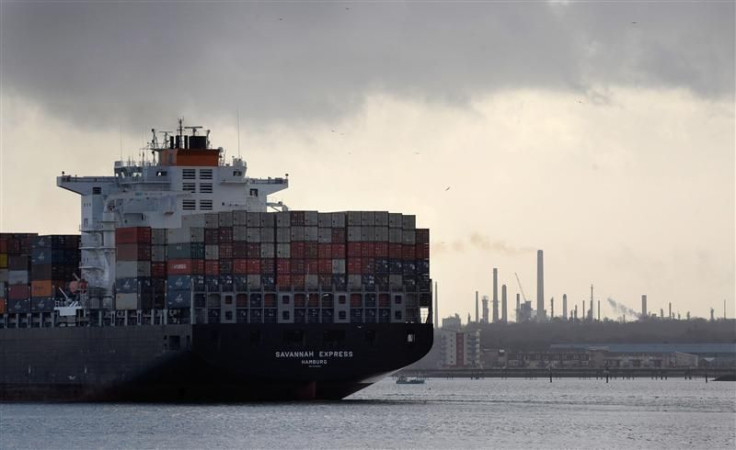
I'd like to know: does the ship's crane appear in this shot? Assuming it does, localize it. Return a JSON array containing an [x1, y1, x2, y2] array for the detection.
[[514, 272, 528, 303]]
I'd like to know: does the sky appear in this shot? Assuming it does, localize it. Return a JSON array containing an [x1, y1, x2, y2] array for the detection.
[[1, 1, 734, 321]]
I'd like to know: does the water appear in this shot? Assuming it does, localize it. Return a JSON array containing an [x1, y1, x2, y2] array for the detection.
[[1, 378, 734, 449]]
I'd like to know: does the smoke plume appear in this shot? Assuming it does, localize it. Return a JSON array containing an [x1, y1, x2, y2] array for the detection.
[[607, 297, 642, 320]]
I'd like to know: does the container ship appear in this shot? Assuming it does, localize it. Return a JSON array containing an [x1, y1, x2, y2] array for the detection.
[[0, 120, 433, 401]]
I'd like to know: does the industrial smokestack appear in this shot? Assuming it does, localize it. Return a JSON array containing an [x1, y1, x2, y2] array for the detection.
[[475, 291, 479, 323], [537, 250, 545, 321], [668, 302, 672, 320], [516, 293, 521, 323], [598, 300, 600, 322], [492, 268, 499, 323], [502, 284, 507, 323], [574, 305, 578, 320], [482, 295, 489, 324], [563, 294, 568, 320], [550, 297, 554, 319], [642, 295, 648, 318]]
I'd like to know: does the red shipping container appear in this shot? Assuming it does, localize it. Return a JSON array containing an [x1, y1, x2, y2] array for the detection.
[[389, 243, 402, 259], [261, 258, 275, 274], [331, 228, 346, 243], [218, 227, 233, 243], [306, 259, 320, 275], [363, 243, 376, 258], [291, 259, 305, 274], [347, 242, 362, 258], [232, 242, 248, 258], [167, 259, 194, 275], [415, 243, 430, 259], [332, 244, 346, 258], [233, 259, 248, 275], [0, 299, 5, 314], [204, 229, 219, 244], [219, 243, 233, 259], [9, 284, 31, 300], [0, 237, 7, 253], [115, 227, 151, 245], [246, 243, 261, 259], [276, 259, 291, 275], [305, 243, 319, 259], [350, 293, 362, 307], [205, 260, 220, 275], [362, 258, 375, 274], [291, 242, 305, 259], [319, 259, 332, 274], [347, 259, 363, 274], [292, 275, 305, 289], [294, 293, 306, 307], [151, 262, 167, 278], [193, 260, 205, 275], [375, 242, 388, 258], [117, 244, 151, 261], [318, 243, 332, 259], [246, 259, 261, 275], [401, 244, 415, 260], [276, 274, 291, 287]]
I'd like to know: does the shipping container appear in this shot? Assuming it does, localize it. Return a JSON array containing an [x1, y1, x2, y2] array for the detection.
[[116, 244, 151, 261], [31, 297, 56, 313], [261, 213, 275, 228], [247, 211, 263, 228], [151, 228, 167, 245], [167, 259, 196, 275], [304, 227, 318, 242], [218, 227, 233, 243], [31, 280, 54, 298], [8, 270, 29, 285], [204, 228, 219, 244], [205, 245, 219, 260], [276, 243, 291, 258], [246, 227, 262, 242], [276, 211, 291, 228], [166, 290, 192, 309], [115, 227, 152, 245], [318, 213, 332, 228], [261, 228, 275, 243], [204, 213, 219, 229], [0, 254, 7, 269], [166, 243, 205, 260], [205, 260, 220, 276], [331, 259, 346, 274], [8, 255, 30, 271], [0, 298, 5, 314], [116, 261, 151, 278], [8, 284, 30, 300], [7, 298, 30, 314], [218, 211, 233, 227], [260, 244, 275, 259], [232, 210, 248, 226]]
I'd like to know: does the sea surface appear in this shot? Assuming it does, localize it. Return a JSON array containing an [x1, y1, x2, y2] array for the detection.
[[1, 378, 734, 449]]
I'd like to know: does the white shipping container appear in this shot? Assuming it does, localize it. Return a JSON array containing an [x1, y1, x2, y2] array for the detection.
[[276, 244, 291, 258], [232, 210, 248, 226], [388, 213, 402, 228], [115, 293, 139, 311], [246, 212, 261, 228], [402, 215, 416, 230], [332, 259, 346, 274], [233, 226, 248, 241], [318, 213, 332, 228], [374, 211, 389, 227], [347, 211, 361, 226], [304, 211, 319, 226], [218, 211, 233, 227], [246, 227, 262, 242], [290, 227, 305, 241], [361, 211, 375, 226], [348, 274, 362, 289], [402, 230, 416, 245], [116, 261, 151, 278], [261, 245, 276, 258], [347, 226, 361, 242], [304, 227, 319, 242], [331, 212, 346, 228], [318, 228, 332, 243], [389, 229, 403, 244], [276, 228, 291, 243], [276, 211, 291, 227], [261, 228, 275, 243], [305, 274, 319, 289], [166, 227, 191, 244], [375, 227, 389, 241], [205, 245, 219, 260]]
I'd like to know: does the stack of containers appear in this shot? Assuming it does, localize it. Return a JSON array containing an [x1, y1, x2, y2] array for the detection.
[[5, 233, 36, 314], [30, 235, 81, 313], [165, 214, 205, 310], [150, 228, 167, 309], [115, 227, 152, 310]]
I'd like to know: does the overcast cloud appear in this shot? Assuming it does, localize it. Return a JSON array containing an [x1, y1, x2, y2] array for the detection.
[[2, 1, 733, 130]]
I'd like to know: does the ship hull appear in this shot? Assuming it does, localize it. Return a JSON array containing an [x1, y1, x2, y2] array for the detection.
[[0, 322, 432, 402]]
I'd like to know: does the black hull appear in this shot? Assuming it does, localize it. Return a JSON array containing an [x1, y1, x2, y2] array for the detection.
[[0, 323, 432, 402]]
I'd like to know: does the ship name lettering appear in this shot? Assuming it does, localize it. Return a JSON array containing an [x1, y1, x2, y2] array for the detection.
[[275, 351, 315, 358], [318, 351, 354, 358]]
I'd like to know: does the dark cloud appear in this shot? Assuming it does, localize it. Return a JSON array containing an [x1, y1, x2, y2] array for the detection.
[[1, 2, 733, 131]]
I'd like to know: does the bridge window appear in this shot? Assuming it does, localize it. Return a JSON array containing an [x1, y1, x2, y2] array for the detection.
[[199, 169, 213, 180], [182, 182, 196, 193], [249, 188, 259, 197], [200, 200, 213, 210], [92, 187, 101, 194], [183, 169, 196, 180], [182, 199, 196, 210], [200, 183, 213, 193], [233, 170, 243, 177]]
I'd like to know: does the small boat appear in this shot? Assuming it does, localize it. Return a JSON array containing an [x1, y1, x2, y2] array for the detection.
[[396, 375, 425, 384]]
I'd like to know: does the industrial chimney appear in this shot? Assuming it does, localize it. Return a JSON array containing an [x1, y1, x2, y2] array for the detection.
[[563, 294, 568, 320], [501, 284, 507, 323], [482, 295, 489, 324], [642, 295, 648, 318], [492, 268, 499, 323], [516, 293, 521, 323], [537, 250, 545, 321], [475, 291, 479, 323]]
